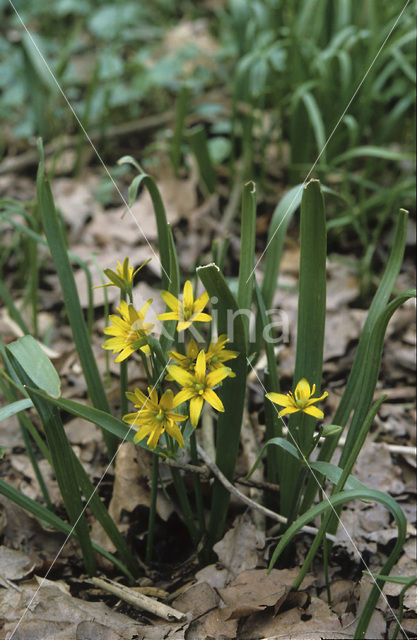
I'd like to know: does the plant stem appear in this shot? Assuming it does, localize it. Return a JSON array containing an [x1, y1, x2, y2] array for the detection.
[[190, 432, 205, 537], [170, 467, 199, 547], [146, 453, 159, 563]]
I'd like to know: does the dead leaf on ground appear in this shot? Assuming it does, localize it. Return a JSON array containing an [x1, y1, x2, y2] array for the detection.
[[239, 595, 350, 640], [217, 568, 315, 620], [0, 578, 148, 640], [0, 545, 33, 581]]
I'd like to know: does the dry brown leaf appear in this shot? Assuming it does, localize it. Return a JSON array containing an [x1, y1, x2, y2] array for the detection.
[[239, 595, 348, 640], [212, 513, 264, 582], [217, 568, 305, 620], [0, 546, 33, 581], [173, 581, 219, 618], [1, 578, 148, 640], [52, 173, 101, 241]]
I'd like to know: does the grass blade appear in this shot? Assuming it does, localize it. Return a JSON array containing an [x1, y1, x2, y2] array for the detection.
[[280, 179, 327, 519], [237, 181, 256, 343], [36, 142, 117, 458], [197, 263, 247, 547]]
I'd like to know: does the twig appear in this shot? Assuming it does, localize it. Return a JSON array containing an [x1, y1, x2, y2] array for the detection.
[[88, 576, 186, 622], [160, 457, 210, 479], [196, 443, 337, 542]]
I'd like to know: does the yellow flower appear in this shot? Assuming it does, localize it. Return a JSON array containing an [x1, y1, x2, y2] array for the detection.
[[206, 334, 238, 377], [266, 378, 328, 419], [123, 387, 187, 450], [157, 280, 211, 332], [169, 350, 230, 427], [97, 257, 151, 297], [166, 339, 199, 380], [102, 299, 154, 362]]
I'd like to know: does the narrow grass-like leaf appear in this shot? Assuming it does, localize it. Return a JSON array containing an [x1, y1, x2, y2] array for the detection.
[[280, 179, 327, 519], [268, 488, 406, 640], [0, 478, 134, 582], [29, 389, 166, 457], [159, 226, 180, 354], [294, 396, 386, 590], [187, 125, 216, 194], [246, 437, 299, 480], [261, 184, 304, 310], [170, 84, 191, 175], [0, 398, 33, 421], [118, 156, 172, 290], [6, 339, 96, 575], [36, 142, 117, 458], [197, 263, 246, 547], [302, 209, 410, 510], [237, 181, 256, 343], [334, 145, 414, 165]]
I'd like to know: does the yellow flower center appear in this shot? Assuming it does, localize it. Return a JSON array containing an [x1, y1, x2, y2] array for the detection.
[[155, 409, 165, 421], [194, 383, 205, 395], [183, 307, 192, 320]]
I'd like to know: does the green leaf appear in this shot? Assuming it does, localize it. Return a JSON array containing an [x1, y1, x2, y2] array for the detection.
[[36, 142, 116, 458], [246, 437, 300, 480], [118, 157, 173, 291], [6, 335, 61, 398], [309, 461, 366, 492], [0, 478, 135, 582], [0, 398, 33, 422], [6, 341, 96, 575], [237, 181, 257, 343], [197, 263, 247, 547], [261, 184, 304, 310], [268, 488, 406, 640], [187, 125, 216, 194], [280, 179, 327, 519], [334, 145, 414, 165], [303, 210, 411, 511]]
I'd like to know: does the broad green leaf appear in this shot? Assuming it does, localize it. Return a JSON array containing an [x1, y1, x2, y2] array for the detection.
[[6, 336, 60, 398]]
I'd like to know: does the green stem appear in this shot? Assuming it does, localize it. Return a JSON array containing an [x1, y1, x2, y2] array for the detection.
[[190, 432, 205, 538], [146, 453, 159, 563], [170, 467, 199, 547]]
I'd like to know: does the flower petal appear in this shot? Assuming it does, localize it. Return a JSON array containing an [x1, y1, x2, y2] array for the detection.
[[265, 392, 293, 408], [183, 280, 194, 310], [193, 291, 209, 311], [190, 396, 204, 427], [166, 421, 185, 449], [306, 390, 328, 406], [157, 311, 179, 322], [278, 406, 301, 418], [160, 290, 180, 313], [191, 312, 212, 323], [177, 320, 192, 332], [203, 388, 224, 412], [167, 365, 194, 387], [194, 351, 206, 381], [303, 405, 324, 419], [172, 388, 195, 407], [206, 366, 230, 387], [294, 378, 311, 404]]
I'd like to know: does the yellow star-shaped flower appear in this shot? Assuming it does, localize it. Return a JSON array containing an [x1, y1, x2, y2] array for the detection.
[[157, 280, 211, 332], [123, 387, 187, 450], [266, 378, 328, 419], [102, 299, 154, 362], [169, 350, 230, 427]]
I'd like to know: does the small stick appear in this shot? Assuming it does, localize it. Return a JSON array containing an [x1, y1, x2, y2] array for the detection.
[[196, 443, 337, 542], [89, 576, 186, 622]]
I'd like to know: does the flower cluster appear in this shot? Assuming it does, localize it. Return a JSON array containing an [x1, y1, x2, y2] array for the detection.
[[102, 269, 236, 450], [101, 260, 327, 452]]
